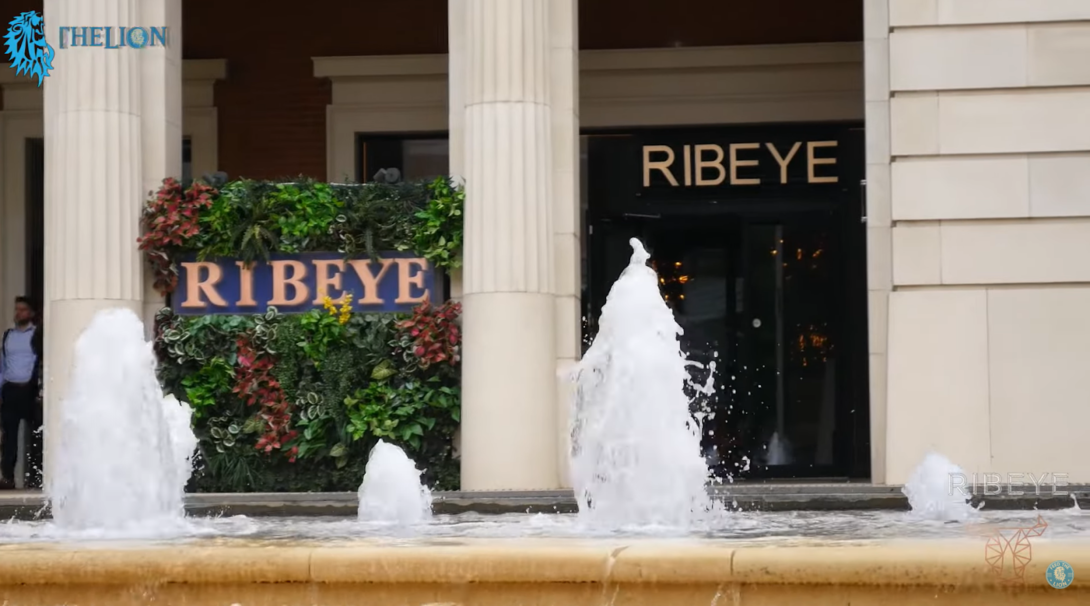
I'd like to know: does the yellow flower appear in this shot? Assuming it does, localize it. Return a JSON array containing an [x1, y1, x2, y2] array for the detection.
[[337, 294, 353, 324], [322, 295, 336, 315]]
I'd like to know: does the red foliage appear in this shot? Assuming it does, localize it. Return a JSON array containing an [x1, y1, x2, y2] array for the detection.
[[234, 334, 298, 460], [137, 178, 217, 295], [397, 300, 462, 368]]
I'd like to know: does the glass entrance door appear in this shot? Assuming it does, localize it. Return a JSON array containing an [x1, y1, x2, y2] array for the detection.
[[587, 209, 857, 480], [726, 214, 843, 478]]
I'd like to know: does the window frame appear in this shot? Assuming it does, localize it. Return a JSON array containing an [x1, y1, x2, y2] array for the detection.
[[355, 132, 450, 183]]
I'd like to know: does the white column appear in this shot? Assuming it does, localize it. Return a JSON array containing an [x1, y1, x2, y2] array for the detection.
[[447, 0, 466, 179], [42, 0, 181, 480], [863, 0, 891, 485], [458, 0, 559, 489], [551, 0, 579, 488], [139, 0, 183, 337], [446, 0, 466, 302]]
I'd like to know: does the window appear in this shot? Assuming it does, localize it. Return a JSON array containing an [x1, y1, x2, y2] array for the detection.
[[182, 138, 193, 185], [357, 134, 449, 183]]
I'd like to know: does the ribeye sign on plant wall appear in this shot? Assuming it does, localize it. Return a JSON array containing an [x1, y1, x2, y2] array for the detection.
[[172, 251, 437, 315]]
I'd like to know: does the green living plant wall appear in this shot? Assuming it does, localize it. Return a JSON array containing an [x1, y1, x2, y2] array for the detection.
[[138, 176, 464, 492]]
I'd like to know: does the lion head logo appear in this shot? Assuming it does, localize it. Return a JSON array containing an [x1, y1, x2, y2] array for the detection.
[[4, 11, 55, 87]]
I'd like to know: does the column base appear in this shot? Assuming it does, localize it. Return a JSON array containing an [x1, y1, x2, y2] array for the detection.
[[460, 291, 559, 490], [555, 357, 577, 489]]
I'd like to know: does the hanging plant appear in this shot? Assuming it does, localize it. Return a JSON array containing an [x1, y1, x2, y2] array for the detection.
[[137, 177, 217, 295]]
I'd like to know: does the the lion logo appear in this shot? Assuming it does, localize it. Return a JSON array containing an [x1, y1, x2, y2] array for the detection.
[[4, 11, 55, 87], [1046, 560, 1074, 589], [984, 514, 1048, 584]]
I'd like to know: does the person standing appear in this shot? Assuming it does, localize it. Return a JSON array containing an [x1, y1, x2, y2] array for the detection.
[[0, 296, 43, 489]]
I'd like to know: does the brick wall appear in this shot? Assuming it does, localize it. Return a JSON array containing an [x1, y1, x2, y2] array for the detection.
[[581, 0, 862, 49], [183, 0, 448, 179]]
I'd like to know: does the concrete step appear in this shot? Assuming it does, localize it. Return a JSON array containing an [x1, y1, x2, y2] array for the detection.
[[1, 484, 1086, 519]]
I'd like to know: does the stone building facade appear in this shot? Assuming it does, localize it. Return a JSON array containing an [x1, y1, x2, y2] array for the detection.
[[0, 0, 1086, 489]]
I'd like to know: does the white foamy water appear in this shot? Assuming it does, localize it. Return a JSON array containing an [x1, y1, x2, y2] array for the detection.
[[357, 440, 432, 524], [902, 452, 978, 522], [570, 238, 718, 528], [767, 432, 792, 466], [47, 308, 198, 534]]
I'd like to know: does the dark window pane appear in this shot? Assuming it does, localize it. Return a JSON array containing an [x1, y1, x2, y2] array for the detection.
[[358, 135, 448, 182], [401, 139, 449, 181], [182, 138, 193, 185]]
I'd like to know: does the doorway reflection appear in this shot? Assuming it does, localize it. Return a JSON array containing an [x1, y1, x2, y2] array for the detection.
[[589, 213, 848, 480]]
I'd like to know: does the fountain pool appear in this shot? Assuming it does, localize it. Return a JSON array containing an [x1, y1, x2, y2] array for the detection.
[[0, 512, 1086, 606], [2, 507, 1090, 543], [1, 241, 1087, 604]]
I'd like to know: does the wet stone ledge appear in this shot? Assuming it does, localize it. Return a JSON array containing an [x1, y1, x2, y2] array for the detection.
[[0, 538, 1088, 606], [0, 484, 1087, 520]]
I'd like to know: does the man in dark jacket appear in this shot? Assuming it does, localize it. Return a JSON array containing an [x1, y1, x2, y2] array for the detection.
[[0, 296, 43, 489]]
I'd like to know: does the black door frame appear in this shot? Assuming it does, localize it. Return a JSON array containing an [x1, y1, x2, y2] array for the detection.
[[25, 138, 45, 314], [583, 122, 870, 480]]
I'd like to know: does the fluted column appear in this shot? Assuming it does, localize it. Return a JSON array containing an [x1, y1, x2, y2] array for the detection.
[[140, 0, 183, 337], [458, 0, 559, 489], [446, 0, 466, 303], [42, 0, 181, 480], [550, 0, 579, 488]]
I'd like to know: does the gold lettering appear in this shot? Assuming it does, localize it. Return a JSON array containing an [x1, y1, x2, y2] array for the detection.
[[729, 143, 761, 185], [235, 261, 257, 307], [347, 258, 396, 304], [683, 145, 693, 186], [395, 258, 430, 305], [269, 260, 309, 306], [807, 140, 838, 184], [312, 259, 347, 304], [642, 145, 679, 187], [694, 144, 726, 186], [766, 142, 802, 185], [180, 262, 228, 308]]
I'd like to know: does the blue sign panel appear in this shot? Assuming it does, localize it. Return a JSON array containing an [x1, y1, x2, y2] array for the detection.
[[172, 251, 438, 315]]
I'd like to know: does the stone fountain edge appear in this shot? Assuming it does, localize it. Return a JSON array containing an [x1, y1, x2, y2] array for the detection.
[[0, 539, 1084, 589]]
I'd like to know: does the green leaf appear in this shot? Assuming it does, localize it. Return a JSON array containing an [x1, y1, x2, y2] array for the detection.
[[370, 359, 397, 381]]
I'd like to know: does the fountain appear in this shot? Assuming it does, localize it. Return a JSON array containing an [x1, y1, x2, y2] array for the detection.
[[570, 238, 717, 528], [357, 440, 432, 524], [766, 431, 792, 466], [0, 251, 1087, 604], [47, 308, 198, 534], [902, 452, 978, 522]]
